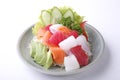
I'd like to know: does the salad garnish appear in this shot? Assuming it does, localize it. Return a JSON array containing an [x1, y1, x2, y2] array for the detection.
[[30, 6, 92, 71]]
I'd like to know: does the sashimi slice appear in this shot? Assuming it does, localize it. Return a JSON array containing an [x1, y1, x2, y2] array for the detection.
[[70, 45, 89, 66], [58, 26, 72, 35], [64, 50, 73, 56], [45, 24, 52, 31], [49, 24, 62, 34], [69, 30, 79, 38], [37, 28, 46, 39], [48, 31, 66, 46], [42, 31, 52, 46], [76, 35, 92, 56], [59, 36, 77, 54], [64, 54, 80, 71], [50, 47, 66, 65]]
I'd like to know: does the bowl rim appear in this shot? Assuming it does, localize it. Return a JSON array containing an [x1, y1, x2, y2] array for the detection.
[[17, 23, 105, 76]]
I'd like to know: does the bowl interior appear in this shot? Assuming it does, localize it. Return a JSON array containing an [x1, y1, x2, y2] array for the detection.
[[18, 23, 104, 75]]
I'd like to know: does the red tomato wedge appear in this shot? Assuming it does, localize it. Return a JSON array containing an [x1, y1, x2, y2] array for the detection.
[[50, 47, 66, 65], [70, 45, 89, 66]]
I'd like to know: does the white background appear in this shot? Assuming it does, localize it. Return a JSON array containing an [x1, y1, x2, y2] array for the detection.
[[0, 0, 120, 80]]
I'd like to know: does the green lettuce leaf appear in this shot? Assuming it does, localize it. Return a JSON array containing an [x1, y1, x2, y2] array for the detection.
[[32, 21, 44, 35], [44, 50, 53, 69], [30, 41, 53, 69], [32, 6, 84, 35]]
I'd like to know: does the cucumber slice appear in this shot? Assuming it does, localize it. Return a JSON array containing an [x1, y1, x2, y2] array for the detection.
[[63, 9, 74, 21], [74, 12, 84, 23], [41, 10, 51, 26], [51, 7, 62, 24]]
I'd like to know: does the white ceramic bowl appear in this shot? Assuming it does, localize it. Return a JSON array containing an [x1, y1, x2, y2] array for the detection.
[[18, 23, 105, 76]]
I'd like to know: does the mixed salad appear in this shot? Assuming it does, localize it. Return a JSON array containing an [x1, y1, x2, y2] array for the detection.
[[30, 7, 92, 71]]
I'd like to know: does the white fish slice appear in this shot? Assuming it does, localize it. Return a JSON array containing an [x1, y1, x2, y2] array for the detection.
[[59, 36, 77, 54], [76, 35, 92, 56], [64, 54, 80, 71], [49, 24, 62, 34]]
